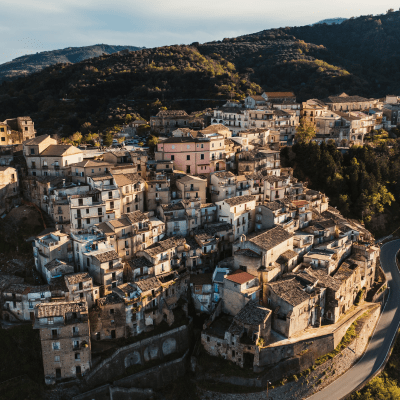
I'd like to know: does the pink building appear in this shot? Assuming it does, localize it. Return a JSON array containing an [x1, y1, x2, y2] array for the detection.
[[155, 134, 226, 175]]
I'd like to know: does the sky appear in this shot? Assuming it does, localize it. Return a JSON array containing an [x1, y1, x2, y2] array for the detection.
[[0, 0, 397, 64]]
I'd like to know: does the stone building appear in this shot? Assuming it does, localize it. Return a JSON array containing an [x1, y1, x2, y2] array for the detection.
[[322, 93, 381, 113], [113, 173, 145, 214], [64, 272, 99, 308], [150, 110, 190, 135], [202, 300, 272, 368], [33, 230, 73, 279], [216, 195, 256, 240], [236, 149, 280, 176], [0, 116, 36, 146], [267, 274, 325, 338], [145, 174, 171, 211], [24, 136, 83, 177], [2, 283, 51, 321], [0, 166, 19, 211], [71, 160, 114, 184], [222, 270, 260, 316], [91, 293, 126, 340], [34, 301, 91, 385], [86, 248, 123, 295], [190, 273, 213, 313], [42, 259, 74, 284]]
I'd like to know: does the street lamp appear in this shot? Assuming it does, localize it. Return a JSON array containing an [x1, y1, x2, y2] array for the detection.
[[267, 380, 271, 400]]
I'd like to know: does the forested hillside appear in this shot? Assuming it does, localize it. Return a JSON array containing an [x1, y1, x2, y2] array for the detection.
[[281, 142, 400, 237], [1, 9, 400, 137]]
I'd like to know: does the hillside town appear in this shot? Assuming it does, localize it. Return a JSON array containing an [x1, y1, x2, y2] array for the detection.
[[0, 91, 393, 392]]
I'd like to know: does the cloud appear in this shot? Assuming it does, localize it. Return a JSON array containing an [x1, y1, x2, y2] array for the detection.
[[0, 1, 397, 64]]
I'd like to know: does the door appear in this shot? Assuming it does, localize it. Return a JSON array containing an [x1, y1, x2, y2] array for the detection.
[[111, 330, 116, 339], [75, 366, 81, 377], [56, 368, 61, 379], [30, 312, 35, 321]]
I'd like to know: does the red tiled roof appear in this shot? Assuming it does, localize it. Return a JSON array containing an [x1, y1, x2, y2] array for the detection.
[[225, 270, 255, 284], [264, 92, 295, 98], [292, 200, 309, 207]]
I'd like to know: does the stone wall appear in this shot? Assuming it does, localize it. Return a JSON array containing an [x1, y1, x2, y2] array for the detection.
[[114, 349, 188, 390], [72, 385, 154, 400], [85, 323, 190, 389]]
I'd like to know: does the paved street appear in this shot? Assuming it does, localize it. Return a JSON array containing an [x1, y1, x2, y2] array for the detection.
[[307, 239, 400, 400]]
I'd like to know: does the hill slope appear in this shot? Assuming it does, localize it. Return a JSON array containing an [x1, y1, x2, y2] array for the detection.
[[0, 44, 144, 81], [1, 10, 400, 137]]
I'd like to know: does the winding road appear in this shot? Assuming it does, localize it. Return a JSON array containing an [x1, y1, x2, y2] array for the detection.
[[307, 239, 400, 400]]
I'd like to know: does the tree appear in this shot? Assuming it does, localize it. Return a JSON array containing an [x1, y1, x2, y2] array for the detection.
[[148, 136, 159, 148], [295, 120, 316, 144], [102, 132, 113, 147], [117, 137, 125, 144], [71, 131, 83, 146]]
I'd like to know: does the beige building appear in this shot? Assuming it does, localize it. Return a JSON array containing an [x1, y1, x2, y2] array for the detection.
[[0, 116, 35, 146], [113, 173, 145, 214], [216, 195, 256, 240], [34, 301, 91, 385], [322, 93, 381, 113], [145, 174, 171, 211], [222, 270, 260, 316], [33, 230, 73, 280], [150, 110, 190, 135], [174, 174, 207, 203], [0, 166, 19, 211], [24, 135, 83, 177]]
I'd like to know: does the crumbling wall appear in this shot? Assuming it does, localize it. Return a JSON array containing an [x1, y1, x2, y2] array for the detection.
[[85, 324, 190, 388]]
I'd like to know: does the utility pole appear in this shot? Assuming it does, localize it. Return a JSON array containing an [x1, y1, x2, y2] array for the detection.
[[267, 380, 271, 400]]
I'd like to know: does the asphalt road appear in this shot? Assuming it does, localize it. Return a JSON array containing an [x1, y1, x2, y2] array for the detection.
[[307, 239, 400, 400]]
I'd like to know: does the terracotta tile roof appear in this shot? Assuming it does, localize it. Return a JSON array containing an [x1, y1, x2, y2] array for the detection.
[[264, 92, 295, 98], [225, 270, 255, 284], [250, 226, 292, 252], [124, 210, 148, 224], [113, 173, 144, 187], [224, 195, 255, 207], [92, 250, 119, 263], [234, 248, 261, 258], [40, 144, 81, 156], [129, 256, 153, 270], [268, 278, 310, 307], [37, 301, 87, 318], [135, 276, 161, 292], [233, 300, 271, 326], [190, 273, 213, 286], [292, 200, 309, 208], [23, 135, 50, 146], [65, 273, 92, 285]]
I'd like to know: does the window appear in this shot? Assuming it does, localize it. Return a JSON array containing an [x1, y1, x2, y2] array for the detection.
[[187, 145, 190, 149], [171, 155, 174, 161], [109, 261, 113, 269], [48, 317, 54, 324], [91, 169, 94, 173], [54, 356, 60, 362], [1, 137, 5, 142], [52, 342, 60, 350], [172, 145, 175, 149], [73, 340, 79, 349], [30, 148, 35, 154], [186, 155, 190, 160], [110, 308, 114, 314], [126, 250, 129, 256], [73, 326, 79, 334], [78, 199, 83, 206], [86, 208, 89, 214], [0, 127, 3, 132], [200, 154, 204, 160], [86, 218, 90, 224], [108, 191, 112, 199], [75, 353, 80, 360], [29, 301, 33, 309]]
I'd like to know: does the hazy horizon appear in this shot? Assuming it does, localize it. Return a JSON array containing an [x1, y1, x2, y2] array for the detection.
[[0, 1, 397, 65]]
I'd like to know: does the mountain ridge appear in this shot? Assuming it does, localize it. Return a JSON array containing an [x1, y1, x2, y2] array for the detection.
[[0, 44, 144, 81]]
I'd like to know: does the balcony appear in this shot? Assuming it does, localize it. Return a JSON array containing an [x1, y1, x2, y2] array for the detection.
[[54, 165, 60, 170], [186, 186, 200, 192], [42, 165, 48, 170]]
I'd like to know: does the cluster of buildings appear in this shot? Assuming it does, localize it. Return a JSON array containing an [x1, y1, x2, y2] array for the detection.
[[0, 90, 389, 385]]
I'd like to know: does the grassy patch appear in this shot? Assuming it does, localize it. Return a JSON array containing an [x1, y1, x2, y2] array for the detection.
[[315, 311, 369, 366]]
